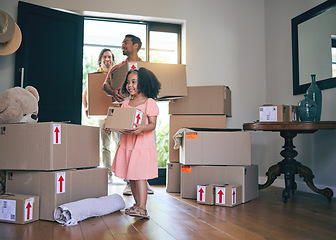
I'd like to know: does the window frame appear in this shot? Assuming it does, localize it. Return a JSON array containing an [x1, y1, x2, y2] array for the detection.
[[83, 17, 182, 64]]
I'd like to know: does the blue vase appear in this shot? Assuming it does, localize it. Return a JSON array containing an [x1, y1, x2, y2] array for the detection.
[[297, 94, 317, 121], [306, 74, 322, 121]]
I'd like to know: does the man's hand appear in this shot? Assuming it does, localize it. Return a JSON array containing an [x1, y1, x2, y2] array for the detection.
[[112, 87, 124, 102], [103, 127, 111, 134]]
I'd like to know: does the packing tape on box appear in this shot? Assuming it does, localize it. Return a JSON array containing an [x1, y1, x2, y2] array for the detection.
[[54, 194, 125, 226]]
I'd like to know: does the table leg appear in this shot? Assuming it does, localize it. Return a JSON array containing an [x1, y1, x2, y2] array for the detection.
[[263, 131, 334, 202], [259, 164, 281, 190], [297, 163, 334, 202]]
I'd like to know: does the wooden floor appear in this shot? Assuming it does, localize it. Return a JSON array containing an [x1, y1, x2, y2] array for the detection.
[[1, 184, 335, 240]]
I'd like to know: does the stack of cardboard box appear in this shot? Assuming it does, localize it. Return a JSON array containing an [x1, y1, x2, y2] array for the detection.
[[0, 122, 108, 222], [167, 86, 259, 205]]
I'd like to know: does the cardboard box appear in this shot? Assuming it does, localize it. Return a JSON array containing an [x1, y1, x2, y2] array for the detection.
[[105, 107, 147, 133], [169, 86, 231, 116], [289, 105, 298, 122], [0, 122, 99, 170], [0, 193, 39, 224], [197, 184, 218, 205], [180, 130, 251, 166], [110, 61, 187, 100], [166, 162, 181, 193], [87, 72, 120, 117], [180, 165, 258, 203], [259, 105, 290, 122], [197, 184, 242, 207], [6, 167, 108, 221], [215, 184, 242, 207], [169, 115, 227, 163]]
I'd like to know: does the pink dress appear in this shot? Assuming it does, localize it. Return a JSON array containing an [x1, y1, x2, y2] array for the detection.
[[112, 98, 159, 180]]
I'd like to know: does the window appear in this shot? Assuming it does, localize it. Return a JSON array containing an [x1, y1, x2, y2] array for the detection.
[[332, 36, 336, 78]]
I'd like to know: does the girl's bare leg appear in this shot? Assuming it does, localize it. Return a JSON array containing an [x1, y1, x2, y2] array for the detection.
[[136, 180, 148, 210], [130, 180, 139, 206]]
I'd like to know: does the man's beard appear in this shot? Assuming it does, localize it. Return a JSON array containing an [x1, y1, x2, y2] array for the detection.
[[102, 62, 111, 69]]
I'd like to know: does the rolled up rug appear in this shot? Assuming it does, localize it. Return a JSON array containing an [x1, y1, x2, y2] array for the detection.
[[54, 194, 125, 226]]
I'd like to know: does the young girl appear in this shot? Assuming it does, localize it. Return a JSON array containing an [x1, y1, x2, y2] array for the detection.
[[112, 67, 161, 219]]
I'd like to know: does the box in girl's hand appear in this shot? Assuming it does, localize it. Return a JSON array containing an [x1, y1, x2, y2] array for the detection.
[[105, 107, 147, 133]]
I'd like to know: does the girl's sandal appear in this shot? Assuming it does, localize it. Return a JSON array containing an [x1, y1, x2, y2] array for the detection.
[[129, 207, 150, 219], [125, 204, 138, 215]]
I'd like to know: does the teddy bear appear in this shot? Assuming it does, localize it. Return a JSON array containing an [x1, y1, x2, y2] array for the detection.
[[0, 86, 39, 124]]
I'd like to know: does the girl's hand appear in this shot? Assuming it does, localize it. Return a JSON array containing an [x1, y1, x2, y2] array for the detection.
[[132, 123, 145, 135]]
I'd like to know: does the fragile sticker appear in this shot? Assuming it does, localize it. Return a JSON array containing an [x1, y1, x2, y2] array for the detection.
[[181, 165, 191, 173], [186, 132, 198, 139], [128, 62, 138, 70]]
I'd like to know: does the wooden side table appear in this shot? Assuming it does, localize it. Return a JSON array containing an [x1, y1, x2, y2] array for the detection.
[[243, 121, 336, 202]]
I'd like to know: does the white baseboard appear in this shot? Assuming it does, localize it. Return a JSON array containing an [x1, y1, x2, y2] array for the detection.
[[258, 177, 336, 199]]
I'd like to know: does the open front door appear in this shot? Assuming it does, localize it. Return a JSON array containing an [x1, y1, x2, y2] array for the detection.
[[15, 1, 84, 124]]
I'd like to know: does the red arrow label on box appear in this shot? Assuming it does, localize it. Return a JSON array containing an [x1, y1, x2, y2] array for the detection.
[[53, 124, 61, 144], [54, 127, 60, 143], [24, 198, 34, 221], [197, 186, 205, 202], [58, 176, 64, 192], [135, 113, 141, 124], [232, 188, 236, 204], [199, 188, 204, 201], [25, 202, 31, 220], [57, 172, 66, 194], [216, 187, 226, 205], [217, 189, 224, 204]]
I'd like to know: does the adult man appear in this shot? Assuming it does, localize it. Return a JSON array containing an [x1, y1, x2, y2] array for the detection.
[[83, 48, 115, 183], [103, 34, 154, 195], [103, 34, 142, 102]]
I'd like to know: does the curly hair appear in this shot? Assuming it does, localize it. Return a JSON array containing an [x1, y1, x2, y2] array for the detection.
[[121, 67, 161, 99]]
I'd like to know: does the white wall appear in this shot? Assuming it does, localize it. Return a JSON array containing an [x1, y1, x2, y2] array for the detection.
[[1, 0, 335, 196], [264, 0, 336, 194]]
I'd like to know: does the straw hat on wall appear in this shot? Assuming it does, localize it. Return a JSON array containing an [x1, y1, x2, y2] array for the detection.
[[0, 10, 22, 56]]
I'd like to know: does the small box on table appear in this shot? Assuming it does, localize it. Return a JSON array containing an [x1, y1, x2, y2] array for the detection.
[[259, 105, 290, 122]]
